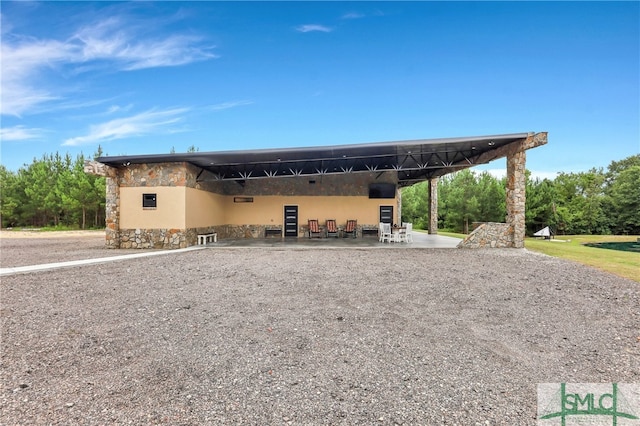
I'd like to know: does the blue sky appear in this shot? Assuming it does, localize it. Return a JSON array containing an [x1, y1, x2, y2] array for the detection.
[[1, 1, 638, 179]]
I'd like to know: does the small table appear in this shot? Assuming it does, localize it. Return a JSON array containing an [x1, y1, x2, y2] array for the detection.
[[391, 226, 407, 243]]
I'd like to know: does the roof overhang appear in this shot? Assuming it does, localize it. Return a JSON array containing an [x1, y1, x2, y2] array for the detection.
[[96, 132, 547, 187]]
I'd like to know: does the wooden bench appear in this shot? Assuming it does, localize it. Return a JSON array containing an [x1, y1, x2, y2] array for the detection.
[[265, 228, 282, 238], [197, 233, 217, 245]]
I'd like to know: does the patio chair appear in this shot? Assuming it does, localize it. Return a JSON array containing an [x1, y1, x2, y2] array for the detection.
[[379, 222, 393, 243], [343, 219, 357, 238], [325, 219, 339, 238], [402, 222, 413, 243], [308, 219, 322, 238]]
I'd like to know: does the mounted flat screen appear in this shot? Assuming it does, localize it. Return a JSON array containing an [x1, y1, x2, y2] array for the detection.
[[368, 183, 396, 199]]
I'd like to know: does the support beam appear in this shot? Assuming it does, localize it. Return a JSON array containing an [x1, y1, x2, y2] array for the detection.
[[105, 166, 121, 249], [472, 132, 548, 167], [397, 187, 402, 225], [506, 150, 527, 248], [428, 177, 438, 234], [433, 132, 548, 179]]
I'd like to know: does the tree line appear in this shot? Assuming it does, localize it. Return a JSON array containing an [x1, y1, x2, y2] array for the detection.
[[401, 154, 640, 236], [1, 150, 106, 229], [1, 151, 638, 235]]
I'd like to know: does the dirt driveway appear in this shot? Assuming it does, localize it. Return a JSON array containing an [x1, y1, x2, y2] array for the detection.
[[1, 233, 638, 424]]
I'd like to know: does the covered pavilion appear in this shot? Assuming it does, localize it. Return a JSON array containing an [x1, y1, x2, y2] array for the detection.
[[90, 132, 547, 249]]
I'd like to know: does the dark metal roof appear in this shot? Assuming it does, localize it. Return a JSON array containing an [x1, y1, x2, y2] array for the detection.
[[97, 132, 534, 186]]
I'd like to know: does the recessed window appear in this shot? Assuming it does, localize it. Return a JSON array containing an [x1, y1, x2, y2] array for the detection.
[[143, 193, 157, 209]]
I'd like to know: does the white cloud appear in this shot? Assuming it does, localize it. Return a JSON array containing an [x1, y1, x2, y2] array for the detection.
[[0, 14, 217, 116], [106, 104, 133, 115], [0, 38, 73, 116], [296, 24, 333, 33], [209, 100, 254, 111], [0, 125, 44, 141], [72, 18, 217, 70], [1, 13, 12, 36], [341, 12, 364, 20], [62, 107, 189, 146]]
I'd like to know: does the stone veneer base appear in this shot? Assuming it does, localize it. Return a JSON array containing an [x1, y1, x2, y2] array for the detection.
[[457, 222, 514, 249], [106, 224, 380, 248], [110, 227, 212, 249]]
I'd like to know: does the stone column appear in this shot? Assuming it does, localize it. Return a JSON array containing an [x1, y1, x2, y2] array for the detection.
[[428, 177, 438, 234], [105, 166, 121, 249], [506, 150, 526, 248], [397, 188, 402, 225]]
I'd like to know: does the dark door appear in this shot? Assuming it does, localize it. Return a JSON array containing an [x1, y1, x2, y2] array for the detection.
[[380, 205, 393, 224], [284, 205, 298, 237]]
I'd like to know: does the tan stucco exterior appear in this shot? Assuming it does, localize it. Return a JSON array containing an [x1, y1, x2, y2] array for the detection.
[[220, 195, 394, 226], [185, 187, 225, 228], [185, 189, 385, 229], [120, 186, 187, 229], [120, 183, 398, 237], [106, 162, 404, 246]]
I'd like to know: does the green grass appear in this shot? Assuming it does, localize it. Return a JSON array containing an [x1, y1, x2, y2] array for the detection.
[[2, 225, 104, 232], [525, 235, 639, 282], [38, 225, 80, 232], [1, 226, 77, 232], [439, 231, 639, 282], [438, 231, 640, 282], [438, 231, 466, 239]]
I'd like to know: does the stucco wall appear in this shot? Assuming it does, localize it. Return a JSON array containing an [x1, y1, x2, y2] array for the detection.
[[119, 183, 398, 233], [120, 186, 186, 229], [188, 171, 400, 227], [184, 190, 397, 228], [110, 164, 400, 246], [220, 195, 393, 226], [185, 187, 226, 228]]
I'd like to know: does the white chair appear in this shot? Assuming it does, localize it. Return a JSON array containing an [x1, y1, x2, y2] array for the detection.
[[379, 222, 393, 243], [402, 222, 413, 243]]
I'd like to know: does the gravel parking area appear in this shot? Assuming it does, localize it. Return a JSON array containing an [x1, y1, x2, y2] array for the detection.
[[1, 237, 638, 425], [0, 231, 149, 268]]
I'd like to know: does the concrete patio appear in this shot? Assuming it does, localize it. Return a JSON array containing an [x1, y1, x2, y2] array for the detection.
[[209, 231, 462, 249]]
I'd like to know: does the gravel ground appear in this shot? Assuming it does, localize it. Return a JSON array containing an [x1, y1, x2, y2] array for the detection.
[[1, 236, 638, 425], [0, 231, 151, 268]]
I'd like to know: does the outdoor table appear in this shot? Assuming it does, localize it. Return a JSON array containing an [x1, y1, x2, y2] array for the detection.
[[392, 226, 407, 243]]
